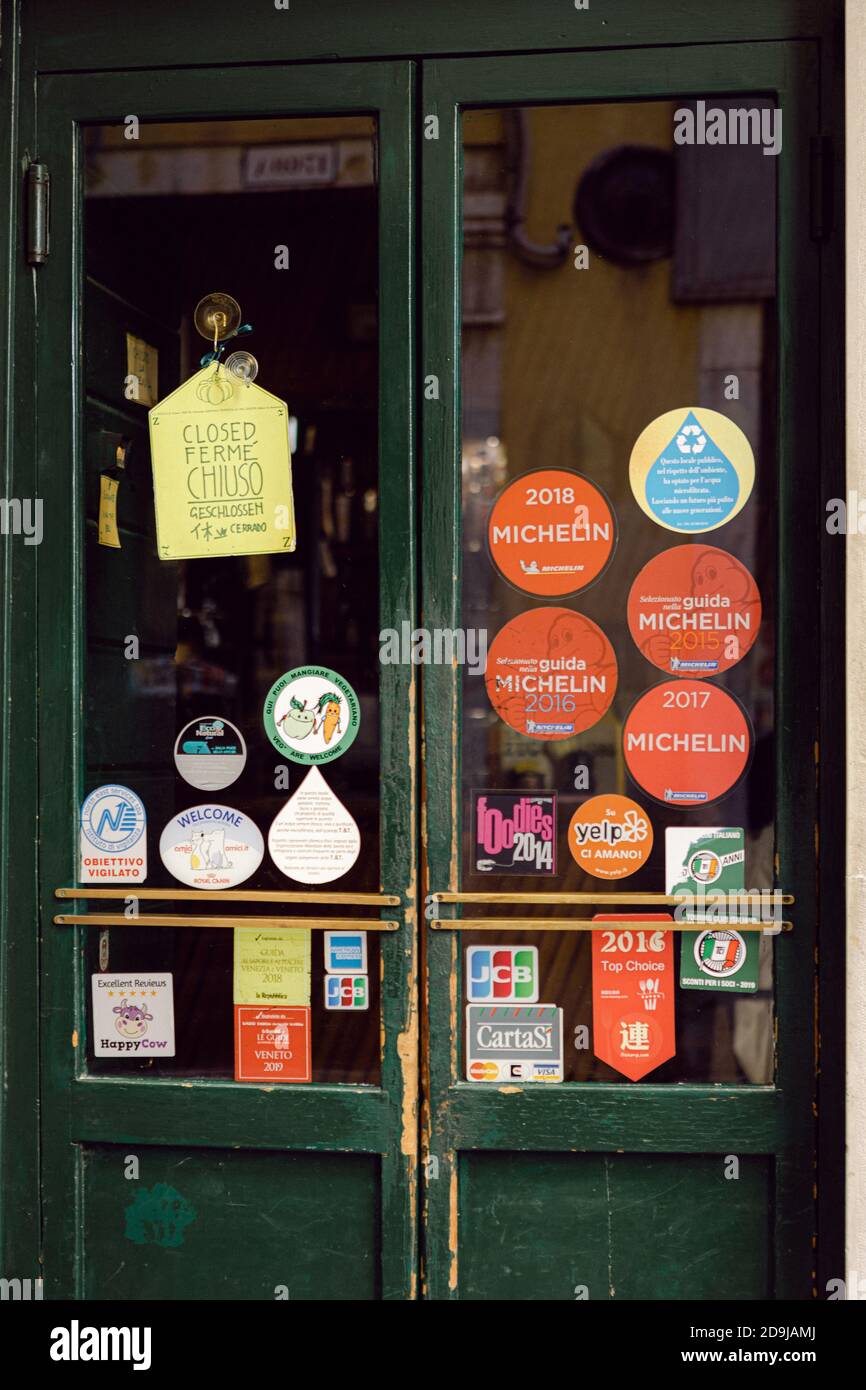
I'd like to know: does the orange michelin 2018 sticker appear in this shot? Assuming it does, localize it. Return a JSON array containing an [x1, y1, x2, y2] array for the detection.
[[623, 679, 752, 807], [627, 544, 761, 677], [487, 468, 616, 598], [485, 606, 617, 739], [568, 795, 653, 879]]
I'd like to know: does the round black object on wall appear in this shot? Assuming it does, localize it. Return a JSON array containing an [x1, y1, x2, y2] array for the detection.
[[574, 144, 675, 266]]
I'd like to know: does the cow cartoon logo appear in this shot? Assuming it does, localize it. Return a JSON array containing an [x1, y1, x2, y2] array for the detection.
[[113, 997, 154, 1040]]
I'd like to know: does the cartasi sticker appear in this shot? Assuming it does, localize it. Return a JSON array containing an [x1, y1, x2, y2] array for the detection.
[[568, 795, 653, 879], [159, 804, 264, 889], [629, 407, 755, 533], [79, 784, 147, 884], [263, 665, 360, 765], [623, 679, 752, 807], [466, 1004, 563, 1083], [485, 606, 617, 739], [487, 468, 616, 597], [627, 545, 761, 677]]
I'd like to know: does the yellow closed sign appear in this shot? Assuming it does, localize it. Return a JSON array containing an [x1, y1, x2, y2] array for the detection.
[[148, 365, 296, 560]]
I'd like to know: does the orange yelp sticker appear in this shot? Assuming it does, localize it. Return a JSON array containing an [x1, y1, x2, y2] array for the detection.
[[568, 795, 653, 879], [488, 468, 616, 597], [485, 607, 618, 740], [623, 679, 752, 807], [627, 544, 761, 677]]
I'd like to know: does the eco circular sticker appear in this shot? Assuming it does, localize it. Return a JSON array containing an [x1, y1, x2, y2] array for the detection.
[[263, 666, 360, 765], [623, 679, 752, 807], [487, 468, 616, 597], [692, 928, 749, 980], [173, 716, 247, 792], [627, 544, 761, 677], [159, 805, 264, 889], [568, 794, 653, 879], [485, 607, 617, 739], [629, 407, 755, 533]]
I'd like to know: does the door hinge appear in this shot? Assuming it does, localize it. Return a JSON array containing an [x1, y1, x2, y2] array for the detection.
[[810, 136, 832, 243], [26, 162, 50, 265]]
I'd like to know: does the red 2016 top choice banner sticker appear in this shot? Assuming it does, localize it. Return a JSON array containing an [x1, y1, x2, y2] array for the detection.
[[485, 607, 617, 739], [623, 679, 752, 807], [592, 915, 675, 1082], [487, 468, 616, 597], [627, 544, 761, 677]]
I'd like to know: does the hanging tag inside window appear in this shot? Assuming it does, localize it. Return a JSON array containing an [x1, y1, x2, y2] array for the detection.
[[98, 473, 121, 549]]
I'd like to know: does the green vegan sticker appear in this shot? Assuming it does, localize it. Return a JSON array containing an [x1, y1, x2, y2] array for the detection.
[[263, 666, 360, 765]]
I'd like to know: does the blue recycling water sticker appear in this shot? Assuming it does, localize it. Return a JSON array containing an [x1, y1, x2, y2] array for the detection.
[[643, 411, 740, 531]]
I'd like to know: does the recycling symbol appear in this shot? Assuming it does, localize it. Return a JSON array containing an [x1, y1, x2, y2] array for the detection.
[[676, 423, 707, 455]]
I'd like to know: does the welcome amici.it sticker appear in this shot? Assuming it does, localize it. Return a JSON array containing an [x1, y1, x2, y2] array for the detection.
[[159, 804, 264, 889]]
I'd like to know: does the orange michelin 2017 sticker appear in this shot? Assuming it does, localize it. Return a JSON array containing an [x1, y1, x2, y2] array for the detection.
[[487, 468, 616, 598], [623, 679, 752, 807], [627, 544, 761, 677], [485, 606, 617, 740], [568, 795, 653, 879]]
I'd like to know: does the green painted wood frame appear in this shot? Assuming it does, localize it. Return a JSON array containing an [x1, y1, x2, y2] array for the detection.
[[34, 60, 418, 1299], [421, 43, 823, 1299]]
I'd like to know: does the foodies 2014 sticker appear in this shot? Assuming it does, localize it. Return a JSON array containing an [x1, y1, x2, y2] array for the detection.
[[472, 791, 556, 874]]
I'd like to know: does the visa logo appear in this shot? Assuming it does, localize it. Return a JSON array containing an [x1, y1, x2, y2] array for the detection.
[[466, 946, 539, 1003], [324, 975, 369, 1010]]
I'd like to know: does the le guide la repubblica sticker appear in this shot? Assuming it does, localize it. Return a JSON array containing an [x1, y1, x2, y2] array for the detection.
[[79, 784, 147, 884], [263, 665, 360, 765], [174, 716, 247, 792], [159, 804, 264, 889]]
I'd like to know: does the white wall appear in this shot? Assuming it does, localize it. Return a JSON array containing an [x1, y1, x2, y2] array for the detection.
[[847, 0, 866, 1299]]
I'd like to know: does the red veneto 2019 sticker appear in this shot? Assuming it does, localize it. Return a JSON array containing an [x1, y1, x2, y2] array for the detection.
[[485, 607, 618, 739], [627, 544, 761, 677], [623, 679, 752, 807]]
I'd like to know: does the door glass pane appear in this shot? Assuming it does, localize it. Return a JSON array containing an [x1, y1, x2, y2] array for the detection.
[[83, 115, 381, 1081], [461, 101, 777, 1083]]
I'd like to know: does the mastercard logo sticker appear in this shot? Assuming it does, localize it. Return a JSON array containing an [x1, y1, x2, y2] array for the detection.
[[485, 607, 618, 740], [623, 679, 752, 808], [568, 795, 653, 879], [488, 468, 616, 598], [469, 1061, 499, 1082], [627, 545, 761, 677]]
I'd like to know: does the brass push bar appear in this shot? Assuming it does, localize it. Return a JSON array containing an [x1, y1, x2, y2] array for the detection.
[[431, 891, 794, 906], [56, 887, 399, 905], [54, 913, 399, 931], [429, 917, 791, 932]]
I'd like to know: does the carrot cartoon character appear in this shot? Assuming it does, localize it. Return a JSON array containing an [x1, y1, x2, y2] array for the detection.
[[314, 691, 343, 745]]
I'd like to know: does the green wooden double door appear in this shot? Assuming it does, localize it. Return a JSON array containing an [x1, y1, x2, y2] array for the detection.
[[33, 40, 833, 1299]]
